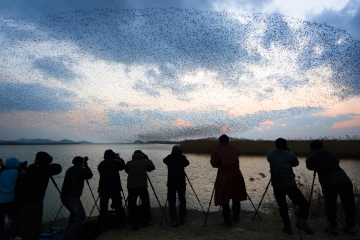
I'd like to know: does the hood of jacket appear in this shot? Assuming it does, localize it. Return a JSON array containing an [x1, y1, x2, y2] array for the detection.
[[5, 158, 20, 168], [171, 146, 182, 156], [132, 152, 145, 160]]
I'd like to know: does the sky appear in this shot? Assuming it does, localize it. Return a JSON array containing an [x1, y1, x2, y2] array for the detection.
[[0, 0, 359, 143]]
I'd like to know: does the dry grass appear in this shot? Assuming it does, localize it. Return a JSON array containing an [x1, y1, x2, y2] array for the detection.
[[179, 138, 360, 158]]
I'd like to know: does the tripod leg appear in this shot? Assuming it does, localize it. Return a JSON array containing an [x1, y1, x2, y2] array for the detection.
[[147, 175, 168, 223], [50, 204, 63, 229], [252, 178, 271, 221], [87, 195, 100, 222], [292, 201, 303, 240], [203, 182, 216, 227], [121, 191, 128, 209], [185, 174, 206, 215], [86, 179, 100, 212], [308, 171, 316, 206], [247, 195, 262, 221], [321, 188, 331, 237], [160, 199, 168, 226]]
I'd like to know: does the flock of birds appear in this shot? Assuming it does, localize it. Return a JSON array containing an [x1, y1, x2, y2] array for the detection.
[[0, 8, 359, 141]]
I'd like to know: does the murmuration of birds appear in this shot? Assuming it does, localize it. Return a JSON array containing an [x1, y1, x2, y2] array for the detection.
[[0, 8, 359, 142]]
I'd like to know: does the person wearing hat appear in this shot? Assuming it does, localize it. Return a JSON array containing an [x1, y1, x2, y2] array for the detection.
[[98, 149, 126, 229], [61, 156, 93, 240], [125, 150, 155, 231], [306, 140, 356, 236], [18, 151, 62, 240], [210, 134, 247, 226], [163, 146, 190, 227], [267, 138, 313, 235]]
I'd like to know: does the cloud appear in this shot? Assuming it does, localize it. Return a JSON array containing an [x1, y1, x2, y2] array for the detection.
[[32, 56, 78, 81], [0, 81, 76, 112], [331, 114, 360, 129], [308, 0, 360, 40], [0, 6, 359, 142]]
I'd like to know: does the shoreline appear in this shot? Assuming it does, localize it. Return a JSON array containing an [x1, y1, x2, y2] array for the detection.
[[38, 208, 359, 240]]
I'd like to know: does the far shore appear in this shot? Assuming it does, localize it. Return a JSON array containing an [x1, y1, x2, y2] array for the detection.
[[179, 139, 360, 159]]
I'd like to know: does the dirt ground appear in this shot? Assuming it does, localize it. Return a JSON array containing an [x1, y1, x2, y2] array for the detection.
[[42, 208, 360, 240]]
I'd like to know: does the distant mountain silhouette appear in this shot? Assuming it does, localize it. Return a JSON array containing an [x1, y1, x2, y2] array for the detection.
[[0, 138, 93, 145]]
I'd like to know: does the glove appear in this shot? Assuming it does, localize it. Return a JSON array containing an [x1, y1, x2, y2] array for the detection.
[[84, 156, 89, 161], [20, 161, 28, 170], [143, 153, 149, 160]]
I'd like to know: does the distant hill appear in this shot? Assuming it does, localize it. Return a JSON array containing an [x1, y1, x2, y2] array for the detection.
[[0, 138, 93, 145]]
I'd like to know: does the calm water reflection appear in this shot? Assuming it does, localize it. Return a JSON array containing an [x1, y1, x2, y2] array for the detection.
[[1, 144, 359, 221]]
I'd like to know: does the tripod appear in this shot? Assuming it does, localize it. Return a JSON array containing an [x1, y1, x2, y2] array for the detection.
[[49, 176, 64, 229], [86, 179, 100, 212], [203, 181, 215, 227], [308, 171, 316, 206], [147, 174, 168, 223], [252, 178, 271, 221], [292, 201, 303, 240]]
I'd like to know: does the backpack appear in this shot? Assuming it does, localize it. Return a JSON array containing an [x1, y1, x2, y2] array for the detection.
[[39, 226, 64, 240], [77, 220, 102, 240]]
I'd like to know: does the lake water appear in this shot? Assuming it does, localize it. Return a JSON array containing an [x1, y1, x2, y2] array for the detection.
[[1, 144, 359, 222]]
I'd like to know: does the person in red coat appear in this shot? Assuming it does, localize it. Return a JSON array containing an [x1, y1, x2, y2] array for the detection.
[[210, 134, 247, 226]]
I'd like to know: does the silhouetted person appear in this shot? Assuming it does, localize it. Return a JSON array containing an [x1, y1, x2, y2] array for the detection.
[[18, 152, 62, 240], [306, 140, 356, 236], [0, 158, 4, 171], [98, 149, 126, 229], [267, 138, 313, 235], [125, 150, 155, 231], [61, 156, 93, 240], [210, 134, 247, 226], [0, 158, 26, 239], [163, 146, 190, 227]]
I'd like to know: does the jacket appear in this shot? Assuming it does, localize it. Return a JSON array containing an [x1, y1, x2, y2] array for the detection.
[[267, 148, 298, 188], [18, 162, 62, 203], [0, 158, 23, 203], [125, 153, 155, 189], [210, 142, 247, 205], [306, 148, 351, 188], [163, 148, 190, 187], [98, 158, 125, 193], [61, 164, 93, 198]]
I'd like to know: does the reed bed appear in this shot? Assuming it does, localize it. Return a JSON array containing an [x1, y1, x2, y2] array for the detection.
[[179, 138, 360, 158]]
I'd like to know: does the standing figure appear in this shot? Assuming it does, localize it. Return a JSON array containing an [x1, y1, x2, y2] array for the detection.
[[125, 150, 155, 231], [18, 152, 62, 240], [61, 156, 93, 240], [0, 158, 26, 239], [306, 140, 356, 236], [98, 149, 126, 229], [163, 146, 190, 227], [267, 138, 313, 235], [210, 134, 247, 226]]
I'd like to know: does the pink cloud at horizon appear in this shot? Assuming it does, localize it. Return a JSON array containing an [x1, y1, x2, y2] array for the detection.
[[331, 116, 360, 129], [315, 97, 360, 117], [256, 120, 286, 132], [172, 118, 194, 127]]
